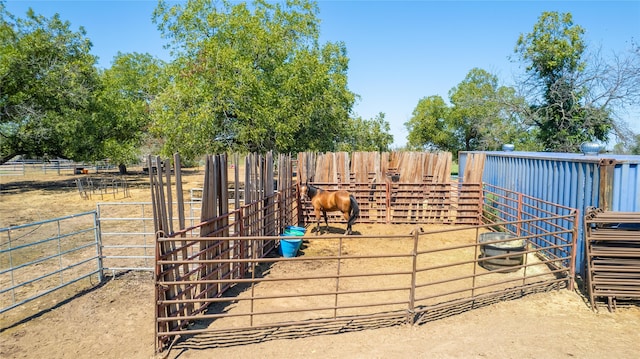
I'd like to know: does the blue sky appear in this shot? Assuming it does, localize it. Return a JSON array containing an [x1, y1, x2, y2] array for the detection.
[[4, 1, 640, 147]]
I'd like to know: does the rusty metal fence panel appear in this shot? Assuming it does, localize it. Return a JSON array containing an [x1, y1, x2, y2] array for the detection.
[[584, 207, 640, 311], [153, 182, 577, 352], [414, 211, 577, 323], [460, 151, 640, 278], [299, 181, 482, 227], [482, 183, 578, 271], [155, 215, 576, 352]]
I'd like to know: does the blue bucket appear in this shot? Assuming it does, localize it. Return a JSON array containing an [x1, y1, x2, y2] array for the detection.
[[286, 225, 306, 233], [283, 225, 306, 237], [279, 238, 302, 257], [284, 229, 305, 236]]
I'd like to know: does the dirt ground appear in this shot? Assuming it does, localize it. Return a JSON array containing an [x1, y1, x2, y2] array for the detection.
[[1, 169, 639, 359]]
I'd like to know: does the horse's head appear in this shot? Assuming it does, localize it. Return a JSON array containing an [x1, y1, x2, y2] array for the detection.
[[300, 183, 309, 200], [300, 181, 316, 200]]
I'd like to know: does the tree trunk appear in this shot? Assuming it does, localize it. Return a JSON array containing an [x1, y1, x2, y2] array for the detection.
[[0, 153, 18, 165], [118, 163, 127, 175]]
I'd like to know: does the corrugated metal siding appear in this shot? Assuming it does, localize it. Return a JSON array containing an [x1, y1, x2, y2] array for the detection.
[[611, 162, 640, 211], [459, 151, 640, 277]]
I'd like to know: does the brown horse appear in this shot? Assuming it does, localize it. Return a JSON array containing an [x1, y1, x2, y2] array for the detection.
[[300, 182, 360, 235]]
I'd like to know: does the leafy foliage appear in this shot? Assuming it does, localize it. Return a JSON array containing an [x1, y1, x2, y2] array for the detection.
[[405, 95, 452, 151], [0, 7, 100, 163], [407, 11, 638, 155], [151, 0, 356, 159], [515, 11, 613, 152], [448, 68, 535, 151], [338, 113, 394, 152], [405, 69, 538, 156], [96, 52, 168, 166]]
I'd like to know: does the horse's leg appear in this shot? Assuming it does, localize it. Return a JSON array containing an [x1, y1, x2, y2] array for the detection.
[[314, 209, 322, 235], [323, 211, 329, 233], [342, 211, 351, 235], [314, 215, 320, 234]]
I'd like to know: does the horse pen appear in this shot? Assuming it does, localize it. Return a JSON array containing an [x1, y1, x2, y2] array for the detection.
[[1, 151, 639, 359], [150, 152, 578, 353]]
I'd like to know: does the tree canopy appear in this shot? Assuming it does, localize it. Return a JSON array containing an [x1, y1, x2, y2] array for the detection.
[[405, 68, 537, 156], [150, 0, 358, 158], [96, 52, 168, 169], [406, 11, 639, 155], [405, 95, 452, 151], [338, 112, 394, 152], [514, 11, 626, 152], [0, 5, 169, 167], [1, 0, 390, 166], [0, 6, 100, 163], [3, 4, 637, 163]]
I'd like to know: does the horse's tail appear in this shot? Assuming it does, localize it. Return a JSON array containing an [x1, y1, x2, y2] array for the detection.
[[348, 194, 360, 225]]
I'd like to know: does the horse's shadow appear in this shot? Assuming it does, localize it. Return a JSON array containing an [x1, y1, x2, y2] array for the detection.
[[307, 225, 362, 236]]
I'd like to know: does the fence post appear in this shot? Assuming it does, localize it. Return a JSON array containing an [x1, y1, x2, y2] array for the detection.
[[386, 182, 391, 223], [7, 229, 16, 304], [569, 209, 579, 291], [408, 227, 419, 324], [517, 192, 523, 236], [94, 210, 104, 282]]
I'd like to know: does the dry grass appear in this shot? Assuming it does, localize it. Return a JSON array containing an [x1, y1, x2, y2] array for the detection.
[[0, 166, 208, 228]]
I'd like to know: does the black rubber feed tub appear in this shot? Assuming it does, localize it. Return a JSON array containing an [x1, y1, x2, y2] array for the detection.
[[478, 232, 526, 272]]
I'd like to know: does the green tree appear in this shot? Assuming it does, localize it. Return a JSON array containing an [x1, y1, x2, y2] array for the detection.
[[449, 68, 536, 152], [96, 52, 167, 173], [338, 112, 394, 152], [405, 69, 536, 156], [405, 95, 453, 151], [515, 11, 612, 152], [632, 134, 640, 155], [613, 134, 640, 155], [0, 6, 100, 164], [151, 0, 355, 159]]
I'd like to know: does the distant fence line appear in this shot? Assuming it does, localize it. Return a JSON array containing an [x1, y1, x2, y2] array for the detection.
[[0, 160, 116, 176]]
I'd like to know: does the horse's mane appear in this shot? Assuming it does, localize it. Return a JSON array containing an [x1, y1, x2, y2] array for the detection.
[[306, 183, 320, 197]]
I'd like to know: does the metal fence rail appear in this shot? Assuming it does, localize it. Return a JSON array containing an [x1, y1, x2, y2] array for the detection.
[[97, 202, 203, 273], [157, 212, 577, 351], [0, 162, 25, 176], [154, 183, 578, 352], [1, 176, 579, 354], [1, 160, 116, 176], [0, 211, 100, 314], [300, 181, 482, 226], [482, 183, 578, 272]]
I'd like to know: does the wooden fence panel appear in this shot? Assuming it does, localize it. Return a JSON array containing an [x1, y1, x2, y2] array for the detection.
[[299, 151, 457, 186]]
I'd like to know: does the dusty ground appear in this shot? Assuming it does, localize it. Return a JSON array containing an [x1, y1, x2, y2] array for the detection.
[[1, 169, 639, 359]]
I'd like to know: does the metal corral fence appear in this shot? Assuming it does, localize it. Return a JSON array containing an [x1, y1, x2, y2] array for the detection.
[[301, 180, 482, 225], [0, 162, 26, 176], [1, 199, 230, 318], [0, 159, 116, 176], [0, 212, 101, 314], [459, 151, 640, 277], [97, 202, 203, 274], [153, 183, 577, 352], [157, 195, 577, 348]]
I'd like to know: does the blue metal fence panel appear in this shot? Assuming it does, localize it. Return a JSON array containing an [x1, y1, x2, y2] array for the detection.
[[459, 151, 640, 277], [611, 161, 640, 212]]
